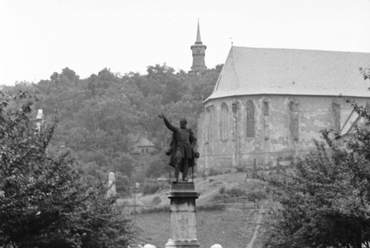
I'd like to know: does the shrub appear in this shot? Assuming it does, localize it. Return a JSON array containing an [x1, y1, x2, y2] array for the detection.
[[227, 187, 248, 198], [140, 206, 170, 214], [212, 193, 231, 203], [198, 204, 226, 211], [246, 190, 267, 201], [152, 196, 162, 206], [208, 168, 222, 176], [142, 179, 167, 195], [212, 185, 267, 203], [218, 186, 226, 194]]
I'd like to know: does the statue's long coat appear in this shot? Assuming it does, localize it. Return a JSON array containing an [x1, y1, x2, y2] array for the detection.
[[167, 131, 197, 171]]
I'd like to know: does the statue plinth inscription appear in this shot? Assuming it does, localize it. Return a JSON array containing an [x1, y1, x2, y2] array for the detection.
[[165, 182, 200, 248]]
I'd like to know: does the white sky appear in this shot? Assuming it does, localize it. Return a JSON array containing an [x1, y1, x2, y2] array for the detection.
[[1, 0, 370, 85]]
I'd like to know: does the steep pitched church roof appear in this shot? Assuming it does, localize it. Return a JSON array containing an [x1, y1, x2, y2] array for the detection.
[[205, 46, 370, 102]]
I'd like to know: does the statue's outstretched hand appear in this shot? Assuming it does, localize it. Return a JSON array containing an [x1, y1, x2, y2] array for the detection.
[[158, 113, 165, 119]]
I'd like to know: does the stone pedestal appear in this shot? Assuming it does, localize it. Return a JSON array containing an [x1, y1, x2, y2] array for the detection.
[[165, 182, 200, 248]]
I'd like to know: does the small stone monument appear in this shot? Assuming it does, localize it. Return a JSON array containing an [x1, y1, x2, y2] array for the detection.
[[165, 181, 200, 248], [107, 172, 116, 198], [35, 109, 44, 132]]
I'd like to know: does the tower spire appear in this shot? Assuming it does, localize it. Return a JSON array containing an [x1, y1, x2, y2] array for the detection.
[[196, 19, 202, 44], [190, 20, 207, 74]]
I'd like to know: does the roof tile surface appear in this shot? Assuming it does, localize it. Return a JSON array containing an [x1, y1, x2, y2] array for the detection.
[[206, 46, 370, 101]]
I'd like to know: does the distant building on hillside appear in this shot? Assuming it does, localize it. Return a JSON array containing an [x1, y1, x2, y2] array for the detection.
[[128, 132, 156, 155], [197, 46, 370, 173], [189, 20, 207, 74]]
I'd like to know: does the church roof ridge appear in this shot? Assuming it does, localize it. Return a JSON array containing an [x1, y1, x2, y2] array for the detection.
[[205, 46, 370, 103], [231, 45, 368, 54]]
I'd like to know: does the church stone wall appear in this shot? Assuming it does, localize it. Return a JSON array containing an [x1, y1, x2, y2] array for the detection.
[[197, 94, 369, 174]]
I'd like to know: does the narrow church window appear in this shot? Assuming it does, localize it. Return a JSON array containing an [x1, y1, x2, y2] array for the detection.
[[289, 101, 299, 141], [332, 102, 341, 132], [209, 106, 214, 141], [220, 103, 229, 141], [263, 101, 269, 116], [204, 111, 209, 143], [206, 106, 214, 142], [246, 100, 255, 138]]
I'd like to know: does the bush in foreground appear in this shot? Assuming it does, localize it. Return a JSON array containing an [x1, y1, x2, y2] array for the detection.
[[0, 92, 133, 248], [264, 127, 370, 248]]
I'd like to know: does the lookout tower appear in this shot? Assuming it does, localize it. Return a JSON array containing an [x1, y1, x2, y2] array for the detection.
[[190, 20, 207, 74]]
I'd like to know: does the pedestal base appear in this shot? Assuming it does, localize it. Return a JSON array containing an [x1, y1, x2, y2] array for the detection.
[[166, 182, 200, 248]]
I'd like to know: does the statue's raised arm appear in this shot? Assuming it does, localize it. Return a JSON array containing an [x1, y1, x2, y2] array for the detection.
[[158, 113, 177, 132]]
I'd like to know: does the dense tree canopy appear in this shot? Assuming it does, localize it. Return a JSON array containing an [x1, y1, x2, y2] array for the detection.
[[0, 92, 133, 248], [2, 64, 221, 190]]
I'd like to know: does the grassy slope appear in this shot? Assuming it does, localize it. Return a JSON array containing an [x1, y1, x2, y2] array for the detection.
[[130, 173, 268, 248]]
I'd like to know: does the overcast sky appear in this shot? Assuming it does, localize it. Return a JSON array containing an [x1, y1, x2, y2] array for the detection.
[[1, 0, 370, 85]]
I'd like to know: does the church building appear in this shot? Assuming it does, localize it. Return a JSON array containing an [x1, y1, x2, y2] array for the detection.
[[197, 46, 370, 173]]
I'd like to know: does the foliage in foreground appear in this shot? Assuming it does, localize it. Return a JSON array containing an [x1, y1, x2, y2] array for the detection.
[[263, 103, 370, 248], [0, 92, 133, 248]]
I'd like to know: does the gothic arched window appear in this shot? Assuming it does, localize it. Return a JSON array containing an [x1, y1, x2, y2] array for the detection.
[[220, 103, 229, 141], [246, 100, 255, 138]]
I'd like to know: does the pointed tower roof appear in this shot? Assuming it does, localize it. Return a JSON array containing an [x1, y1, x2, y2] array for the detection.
[[195, 19, 202, 44]]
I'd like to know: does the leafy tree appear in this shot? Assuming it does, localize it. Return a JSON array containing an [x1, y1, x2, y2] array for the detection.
[[114, 172, 131, 197], [111, 153, 135, 178], [145, 153, 169, 179], [187, 64, 223, 102], [264, 108, 370, 248], [0, 92, 133, 248], [1, 63, 222, 192]]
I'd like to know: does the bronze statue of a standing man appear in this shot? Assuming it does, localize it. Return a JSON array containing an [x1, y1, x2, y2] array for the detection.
[[158, 113, 197, 182]]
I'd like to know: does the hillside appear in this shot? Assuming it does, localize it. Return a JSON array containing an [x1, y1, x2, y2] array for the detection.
[[2, 65, 222, 196], [126, 172, 274, 248]]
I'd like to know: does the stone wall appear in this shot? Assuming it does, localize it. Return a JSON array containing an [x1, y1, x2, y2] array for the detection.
[[197, 94, 369, 173]]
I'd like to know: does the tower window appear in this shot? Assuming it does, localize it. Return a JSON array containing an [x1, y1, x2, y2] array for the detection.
[[246, 100, 255, 138]]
